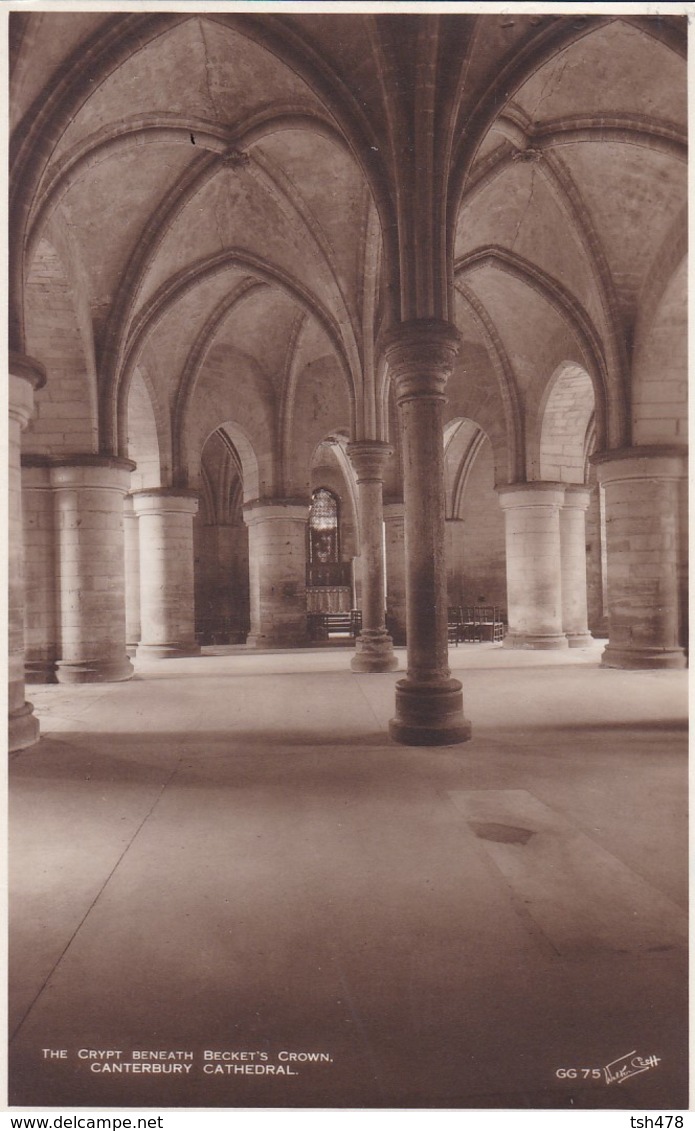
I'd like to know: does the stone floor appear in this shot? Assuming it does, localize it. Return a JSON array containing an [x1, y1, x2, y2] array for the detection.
[[8, 640, 689, 1110]]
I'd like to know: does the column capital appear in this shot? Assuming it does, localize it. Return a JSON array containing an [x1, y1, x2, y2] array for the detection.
[[346, 440, 393, 482], [21, 462, 52, 488], [592, 446, 687, 485], [23, 453, 136, 470], [562, 484, 592, 511], [132, 488, 199, 517], [9, 351, 47, 390], [497, 481, 566, 509], [242, 497, 309, 525], [50, 457, 135, 494], [9, 373, 38, 431], [383, 319, 460, 403]]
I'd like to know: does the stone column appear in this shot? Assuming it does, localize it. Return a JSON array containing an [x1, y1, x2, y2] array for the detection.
[[52, 458, 134, 683], [347, 441, 398, 673], [384, 501, 407, 646], [132, 490, 200, 659], [9, 354, 45, 750], [383, 320, 471, 745], [243, 499, 308, 647], [595, 447, 687, 669], [560, 485, 592, 647], [585, 479, 608, 637], [22, 460, 57, 682], [497, 482, 568, 649], [123, 494, 141, 655]]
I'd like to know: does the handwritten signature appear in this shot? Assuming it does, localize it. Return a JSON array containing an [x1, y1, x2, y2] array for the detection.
[[604, 1051, 661, 1085]]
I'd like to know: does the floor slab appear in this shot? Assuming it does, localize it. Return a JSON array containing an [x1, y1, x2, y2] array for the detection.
[[10, 642, 688, 1109]]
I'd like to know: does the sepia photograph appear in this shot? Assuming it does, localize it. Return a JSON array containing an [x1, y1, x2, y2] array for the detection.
[[5, 1, 689, 1117]]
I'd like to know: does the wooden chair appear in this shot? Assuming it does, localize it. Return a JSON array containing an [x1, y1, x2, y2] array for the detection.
[[460, 605, 506, 643], [447, 607, 463, 646]]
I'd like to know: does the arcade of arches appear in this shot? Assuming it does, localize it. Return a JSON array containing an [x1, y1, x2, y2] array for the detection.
[[7, 10, 689, 1112], [9, 11, 688, 754]]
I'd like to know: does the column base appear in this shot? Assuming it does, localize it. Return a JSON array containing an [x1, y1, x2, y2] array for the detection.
[[389, 677, 472, 746], [136, 643, 200, 660], [566, 632, 594, 648], [503, 633, 569, 650], [351, 630, 399, 673], [25, 659, 57, 683], [126, 643, 138, 658], [601, 644, 687, 670], [56, 657, 134, 683], [9, 701, 40, 752]]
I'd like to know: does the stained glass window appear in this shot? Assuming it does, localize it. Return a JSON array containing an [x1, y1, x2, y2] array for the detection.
[[309, 488, 339, 565]]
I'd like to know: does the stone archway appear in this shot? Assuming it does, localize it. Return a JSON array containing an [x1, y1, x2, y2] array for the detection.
[[194, 427, 250, 645]]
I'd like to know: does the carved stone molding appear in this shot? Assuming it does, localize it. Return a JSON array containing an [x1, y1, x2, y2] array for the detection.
[[383, 319, 460, 404], [346, 440, 393, 482], [9, 351, 47, 390]]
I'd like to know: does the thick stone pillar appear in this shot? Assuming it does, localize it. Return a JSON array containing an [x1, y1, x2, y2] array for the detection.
[[132, 490, 200, 659], [243, 499, 308, 648], [560, 485, 592, 647], [595, 447, 687, 669], [23, 461, 58, 683], [384, 501, 407, 646], [9, 355, 45, 750], [383, 320, 471, 745], [347, 441, 398, 673], [123, 494, 141, 655], [52, 458, 134, 683], [497, 482, 568, 650], [585, 478, 608, 637]]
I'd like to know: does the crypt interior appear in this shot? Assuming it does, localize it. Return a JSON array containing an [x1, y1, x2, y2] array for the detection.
[[7, 10, 688, 1110]]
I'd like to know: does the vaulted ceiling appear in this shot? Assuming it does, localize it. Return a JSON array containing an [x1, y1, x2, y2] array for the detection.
[[11, 11, 686, 485]]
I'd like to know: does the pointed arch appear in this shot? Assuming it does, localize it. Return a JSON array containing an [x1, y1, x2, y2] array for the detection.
[[538, 362, 596, 484], [455, 246, 612, 448], [112, 250, 356, 457]]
